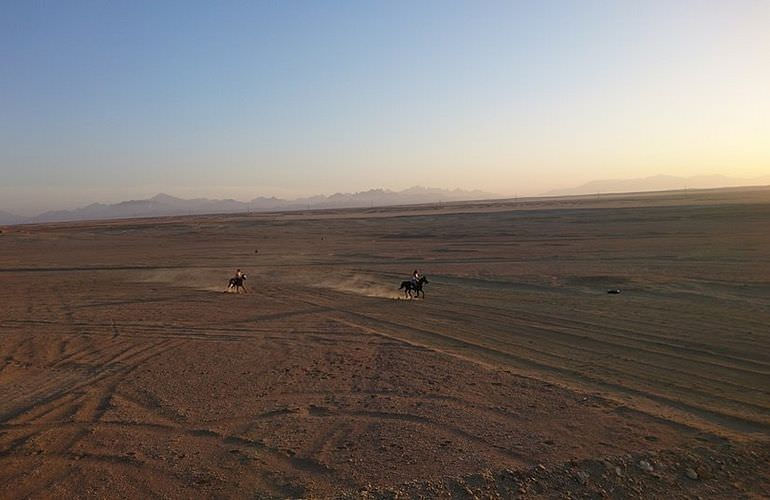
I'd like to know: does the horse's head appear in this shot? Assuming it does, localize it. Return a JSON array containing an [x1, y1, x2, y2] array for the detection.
[[419, 276, 428, 284], [241, 274, 247, 281]]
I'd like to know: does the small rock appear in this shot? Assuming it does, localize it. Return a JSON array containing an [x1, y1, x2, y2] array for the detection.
[[615, 466, 623, 477], [685, 467, 699, 480], [638, 460, 654, 473], [574, 470, 590, 484]]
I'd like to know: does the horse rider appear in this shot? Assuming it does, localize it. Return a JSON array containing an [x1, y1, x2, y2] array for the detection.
[[411, 269, 421, 285], [235, 269, 243, 280]]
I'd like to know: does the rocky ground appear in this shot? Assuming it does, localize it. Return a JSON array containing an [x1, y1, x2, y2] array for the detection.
[[346, 442, 769, 499]]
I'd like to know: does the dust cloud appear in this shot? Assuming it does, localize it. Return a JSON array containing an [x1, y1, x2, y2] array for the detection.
[[310, 273, 403, 299], [137, 268, 231, 292], [137, 268, 406, 299]]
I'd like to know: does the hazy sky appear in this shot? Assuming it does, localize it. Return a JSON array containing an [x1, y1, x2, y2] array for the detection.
[[2, 0, 769, 214]]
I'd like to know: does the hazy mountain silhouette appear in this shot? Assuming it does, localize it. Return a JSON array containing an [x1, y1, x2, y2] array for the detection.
[[17, 187, 496, 224], [544, 174, 770, 196], [0, 210, 27, 225]]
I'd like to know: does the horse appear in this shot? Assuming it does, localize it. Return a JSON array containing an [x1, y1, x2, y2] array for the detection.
[[225, 274, 248, 293], [399, 276, 428, 299]]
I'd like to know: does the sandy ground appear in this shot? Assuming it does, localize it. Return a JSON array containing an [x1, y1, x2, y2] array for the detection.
[[1, 187, 769, 498]]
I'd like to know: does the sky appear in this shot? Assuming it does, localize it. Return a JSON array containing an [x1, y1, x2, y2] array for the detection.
[[1, 0, 769, 215]]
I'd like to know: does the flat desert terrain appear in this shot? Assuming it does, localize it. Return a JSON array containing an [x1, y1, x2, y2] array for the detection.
[[1, 187, 769, 498]]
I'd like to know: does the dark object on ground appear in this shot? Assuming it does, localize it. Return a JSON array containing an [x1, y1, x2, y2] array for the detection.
[[608, 289, 622, 294]]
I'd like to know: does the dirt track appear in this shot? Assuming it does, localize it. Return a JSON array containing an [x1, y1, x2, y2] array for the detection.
[[1, 188, 769, 498]]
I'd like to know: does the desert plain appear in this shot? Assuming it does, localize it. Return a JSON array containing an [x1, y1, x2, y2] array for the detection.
[[1, 187, 769, 498]]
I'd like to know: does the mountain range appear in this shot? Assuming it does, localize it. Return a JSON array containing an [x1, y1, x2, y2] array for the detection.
[[0, 187, 495, 225], [3, 175, 769, 226], [544, 174, 770, 196], [0, 210, 28, 226]]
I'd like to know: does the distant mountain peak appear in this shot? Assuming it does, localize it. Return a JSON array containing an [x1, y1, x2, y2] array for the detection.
[[0, 210, 27, 225], [150, 193, 181, 202]]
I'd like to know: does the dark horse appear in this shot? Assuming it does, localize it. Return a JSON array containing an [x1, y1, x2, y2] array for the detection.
[[399, 276, 428, 299], [225, 274, 248, 293]]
